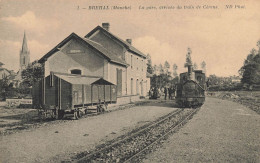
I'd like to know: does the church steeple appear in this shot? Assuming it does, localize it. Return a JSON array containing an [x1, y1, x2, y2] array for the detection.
[[20, 31, 30, 70], [21, 31, 28, 53]]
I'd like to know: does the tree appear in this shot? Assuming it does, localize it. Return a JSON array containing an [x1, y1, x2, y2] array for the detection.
[[0, 76, 9, 100], [159, 64, 164, 75], [241, 63, 260, 85], [239, 40, 260, 86], [21, 60, 44, 87], [257, 40, 260, 51], [172, 63, 178, 77], [153, 64, 158, 75], [193, 62, 198, 70], [201, 61, 206, 74], [184, 47, 192, 67], [146, 54, 153, 74], [244, 49, 257, 65], [164, 61, 170, 75]]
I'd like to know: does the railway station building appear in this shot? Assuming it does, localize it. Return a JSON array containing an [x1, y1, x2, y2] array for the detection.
[[39, 23, 150, 104]]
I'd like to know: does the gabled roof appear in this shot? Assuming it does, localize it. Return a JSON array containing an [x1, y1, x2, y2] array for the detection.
[[82, 38, 128, 66], [54, 73, 115, 85], [85, 26, 146, 58], [39, 33, 128, 67]]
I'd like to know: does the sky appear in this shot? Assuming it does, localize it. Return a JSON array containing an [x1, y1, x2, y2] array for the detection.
[[0, 0, 259, 76]]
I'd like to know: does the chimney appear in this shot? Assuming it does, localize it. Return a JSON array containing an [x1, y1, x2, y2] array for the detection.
[[187, 64, 193, 80], [102, 23, 110, 31], [126, 39, 132, 45]]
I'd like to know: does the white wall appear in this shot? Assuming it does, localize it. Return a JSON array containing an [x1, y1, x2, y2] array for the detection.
[[107, 63, 127, 96], [125, 51, 149, 96]]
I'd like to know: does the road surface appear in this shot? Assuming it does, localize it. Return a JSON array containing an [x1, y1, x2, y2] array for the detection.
[[0, 102, 175, 163], [144, 97, 260, 162]]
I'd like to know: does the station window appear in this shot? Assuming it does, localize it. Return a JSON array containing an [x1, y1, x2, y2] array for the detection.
[[197, 76, 202, 82], [71, 69, 82, 75], [131, 78, 133, 95], [137, 58, 138, 70], [136, 79, 139, 95], [131, 55, 133, 69], [142, 60, 143, 71]]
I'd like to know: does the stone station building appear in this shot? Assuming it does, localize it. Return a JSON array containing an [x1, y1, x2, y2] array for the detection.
[[39, 23, 150, 104]]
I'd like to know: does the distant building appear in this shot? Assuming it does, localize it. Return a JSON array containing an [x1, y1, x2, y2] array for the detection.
[[39, 23, 150, 104], [0, 62, 11, 80], [16, 31, 31, 81], [231, 76, 241, 83], [0, 62, 19, 87]]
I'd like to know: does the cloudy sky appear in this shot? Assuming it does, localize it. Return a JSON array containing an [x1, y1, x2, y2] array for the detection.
[[0, 0, 259, 76]]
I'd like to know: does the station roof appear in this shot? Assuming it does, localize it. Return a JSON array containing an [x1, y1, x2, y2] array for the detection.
[[85, 26, 147, 58], [55, 73, 115, 85], [39, 33, 128, 67]]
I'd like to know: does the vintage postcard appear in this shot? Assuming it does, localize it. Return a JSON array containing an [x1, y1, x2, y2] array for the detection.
[[0, 0, 259, 162]]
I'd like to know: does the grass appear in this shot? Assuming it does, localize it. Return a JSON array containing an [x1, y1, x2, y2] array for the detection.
[[208, 91, 260, 114]]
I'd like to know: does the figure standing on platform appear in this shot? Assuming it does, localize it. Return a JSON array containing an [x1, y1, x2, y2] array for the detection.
[[164, 87, 168, 100]]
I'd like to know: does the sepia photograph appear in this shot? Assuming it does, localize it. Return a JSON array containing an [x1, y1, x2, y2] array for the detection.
[[0, 0, 259, 162]]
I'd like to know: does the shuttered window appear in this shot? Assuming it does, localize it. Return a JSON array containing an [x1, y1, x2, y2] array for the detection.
[[117, 69, 122, 96]]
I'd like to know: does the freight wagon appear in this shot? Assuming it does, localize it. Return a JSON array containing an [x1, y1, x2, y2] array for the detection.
[[32, 72, 117, 119]]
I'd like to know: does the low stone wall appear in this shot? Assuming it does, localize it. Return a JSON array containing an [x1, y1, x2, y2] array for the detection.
[[116, 95, 141, 105], [5, 98, 32, 108], [106, 95, 144, 111], [0, 101, 6, 107]]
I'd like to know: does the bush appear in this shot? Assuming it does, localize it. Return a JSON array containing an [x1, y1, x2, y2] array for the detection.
[[208, 83, 243, 91]]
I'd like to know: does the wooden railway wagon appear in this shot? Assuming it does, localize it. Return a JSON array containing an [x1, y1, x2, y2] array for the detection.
[[176, 64, 206, 108], [32, 72, 117, 119]]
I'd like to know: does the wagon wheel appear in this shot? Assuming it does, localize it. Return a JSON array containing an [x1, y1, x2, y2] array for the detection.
[[97, 105, 101, 113], [38, 110, 43, 120], [56, 108, 64, 120], [104, 103, 108, 111], [74, 110, 79, 120], [78, 110, 83, 118], [51, 110, 56, 119], [55, 108, 59, 120], [101, 104, 106, 113], [84, 106, 88, 115]]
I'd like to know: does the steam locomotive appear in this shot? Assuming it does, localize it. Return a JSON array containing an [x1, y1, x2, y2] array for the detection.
[[176, 64, 206, 108]]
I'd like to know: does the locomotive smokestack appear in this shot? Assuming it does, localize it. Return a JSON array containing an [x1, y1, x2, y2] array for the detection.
[[187, 64, 193, 80]]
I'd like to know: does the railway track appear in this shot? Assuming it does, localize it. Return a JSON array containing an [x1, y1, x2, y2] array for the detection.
[[71, 107, 200, 163]]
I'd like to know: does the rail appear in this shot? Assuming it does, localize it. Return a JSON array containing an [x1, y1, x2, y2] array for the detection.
[[72, 108, 199, 163]]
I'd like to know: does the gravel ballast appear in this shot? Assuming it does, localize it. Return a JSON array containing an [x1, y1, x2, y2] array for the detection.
[[143, 97, 260, 162], [0, 104, 175, 163]]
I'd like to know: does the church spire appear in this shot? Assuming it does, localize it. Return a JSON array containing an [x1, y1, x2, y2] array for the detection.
[[21, 31, 28, 53], [20, 30, 30, 71]]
